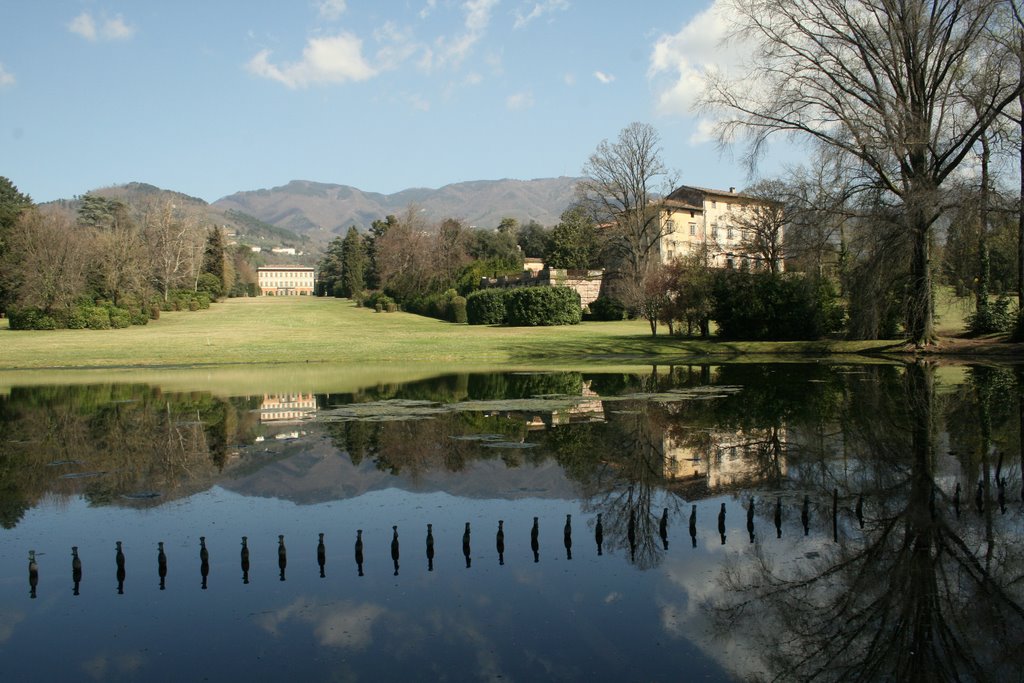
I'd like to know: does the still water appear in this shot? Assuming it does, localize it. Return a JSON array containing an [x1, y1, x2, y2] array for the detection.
[[0, 363, 1022, 682]]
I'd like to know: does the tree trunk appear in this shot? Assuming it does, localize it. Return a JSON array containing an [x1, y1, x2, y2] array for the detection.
[[908, 224, 935, 345], [1018, 91, 1024, 337], [977, 134, 990, 324]]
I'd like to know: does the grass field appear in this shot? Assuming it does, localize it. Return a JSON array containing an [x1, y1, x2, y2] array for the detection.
[[0, 297, 901, 372]]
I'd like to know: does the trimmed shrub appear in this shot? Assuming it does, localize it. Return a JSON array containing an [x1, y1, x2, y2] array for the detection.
[[505, 287, 582, 326], [129, 308, 149, 326], [149, 305, 161, 320], [447, 295, 468, 324], [467, 289, 509, 325], [588, 295, 625, 321], [188, 299, 201, 311]]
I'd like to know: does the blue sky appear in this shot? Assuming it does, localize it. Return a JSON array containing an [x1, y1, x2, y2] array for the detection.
[[0, 1, 794, 204]]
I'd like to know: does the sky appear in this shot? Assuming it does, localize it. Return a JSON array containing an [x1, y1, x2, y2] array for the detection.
[[0, 0, 797, 204]]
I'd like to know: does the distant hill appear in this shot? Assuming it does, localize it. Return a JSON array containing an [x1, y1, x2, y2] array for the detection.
[[45, 182, 309, 249], [212, 177, 583, 242]]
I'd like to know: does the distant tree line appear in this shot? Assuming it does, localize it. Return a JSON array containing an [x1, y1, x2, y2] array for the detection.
[[0, 177, 261, 330], [315, 204, 603, 325]]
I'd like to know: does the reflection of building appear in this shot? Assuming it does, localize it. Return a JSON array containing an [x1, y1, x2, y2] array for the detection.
[[260, 394, 317, 423], [257, 266, 315, 296], [524, 382, 606, 429], [664, 427, 787, 490]]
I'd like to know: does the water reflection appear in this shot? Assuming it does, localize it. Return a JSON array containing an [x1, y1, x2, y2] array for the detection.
[[317, 532, 326, 578], [0, 363, 1021, 681], [240, 536, 250, 584], [158, 541, 167, 590], [72, 546, 82, 595]]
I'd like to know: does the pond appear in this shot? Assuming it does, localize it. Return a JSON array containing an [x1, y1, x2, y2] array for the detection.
[[0, 362, 1022, 682]]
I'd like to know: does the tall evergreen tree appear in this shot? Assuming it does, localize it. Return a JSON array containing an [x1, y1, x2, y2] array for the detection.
[[340, 226, 367, 298], [317, 236, 345, 296], [0, 177, 33, 313]]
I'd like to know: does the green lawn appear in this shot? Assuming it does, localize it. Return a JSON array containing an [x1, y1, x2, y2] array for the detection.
[[0, 297, 897, 371]]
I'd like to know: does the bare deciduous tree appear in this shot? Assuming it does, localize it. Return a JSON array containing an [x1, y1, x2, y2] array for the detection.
[[734, 180, 787, 273], [4, 208, 89, 315], [141, 197, 205, 301], [702, 0, 1024, 345], [577, 122, 675, 295]]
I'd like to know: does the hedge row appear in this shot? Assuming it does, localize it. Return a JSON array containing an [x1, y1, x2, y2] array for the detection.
[[404, 290, 467, 323], [8, 302, 159, 331], [466, 287, 581, 326]]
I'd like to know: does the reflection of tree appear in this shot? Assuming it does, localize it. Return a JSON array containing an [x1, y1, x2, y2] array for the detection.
[[0, 386, 258, 526], [564, 400, 677, 570], [709, 363, 1024, 682]]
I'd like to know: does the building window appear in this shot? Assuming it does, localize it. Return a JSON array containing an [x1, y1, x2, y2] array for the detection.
[[711, 200, 717, 209], [712, 225, 719, 239], [666, 219, 675, 231], [689, 223, 696, 236], [727, 228, 734, 240]]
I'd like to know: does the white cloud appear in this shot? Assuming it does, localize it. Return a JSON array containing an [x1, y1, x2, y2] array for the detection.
[[563, 72, 575, 86], [506, 90, 535, 110], [317, 0, 347, 20], [648, 1, 748, 116], [68, 12, 135, 42], [247, 33, 377, 88], [419, 0, 438, 20], [513, 0, 570, 29], [103, 15, 135, 40], [68, 12, 97, 41], [593, 70, 615, 84], [0, 63, 15, 88], [425, 0, 498, 71]]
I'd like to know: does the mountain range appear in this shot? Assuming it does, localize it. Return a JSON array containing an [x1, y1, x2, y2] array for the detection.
[[55, 177, 583, 252], [212, 177, 582, 243]]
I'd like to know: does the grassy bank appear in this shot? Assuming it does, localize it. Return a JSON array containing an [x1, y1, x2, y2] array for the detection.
[[0, 297, 907, 371]]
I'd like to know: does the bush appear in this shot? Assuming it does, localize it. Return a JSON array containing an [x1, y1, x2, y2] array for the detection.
[[467, 289, 509, 325], [85, 306, 111, 330], [712, 271, 843, 340], [149, 305, 161, 320], [505, 287, 582, 326], [197, 273, 223, 298], [588, 295, 625, 321], [129, 308, 150, 326], [967, 295, 1015, 334], [188, 299, 201, 311], [8, 308, 54, 330], [447, 296, 468, 324], [195, 292, 212, 309], [64, 307, 88, 329], [108, 307, 132, 329]]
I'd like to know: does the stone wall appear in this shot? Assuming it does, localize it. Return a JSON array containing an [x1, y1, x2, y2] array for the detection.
[[480, 268, 605, 307]]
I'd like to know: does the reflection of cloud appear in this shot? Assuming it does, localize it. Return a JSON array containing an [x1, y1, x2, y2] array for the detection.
[[0, 610, 24, 642], [257, 597, 385, 649], [603, 591, 622, 604], [81, 652, 145, 680]]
